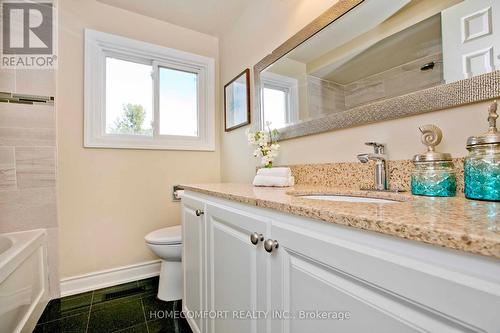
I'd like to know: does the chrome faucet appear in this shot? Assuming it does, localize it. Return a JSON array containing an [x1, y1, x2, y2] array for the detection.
[[357, 142, 388, 191]]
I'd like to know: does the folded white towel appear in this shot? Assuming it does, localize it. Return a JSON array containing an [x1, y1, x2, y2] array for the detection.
[[256, 167, 292, 178], [253, 175, 295, 187]]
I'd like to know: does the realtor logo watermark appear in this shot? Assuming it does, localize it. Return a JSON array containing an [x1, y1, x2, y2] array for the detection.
[[1, 0, 57, 69]]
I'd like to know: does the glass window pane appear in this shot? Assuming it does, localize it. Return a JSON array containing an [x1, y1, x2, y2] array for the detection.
[[159, 67, 198, 136], [263, 87, 287, 129], [105, 57, 153, 136]]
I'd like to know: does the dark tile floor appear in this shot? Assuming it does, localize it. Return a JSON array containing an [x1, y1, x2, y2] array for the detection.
[[34, 277, 192, 333]]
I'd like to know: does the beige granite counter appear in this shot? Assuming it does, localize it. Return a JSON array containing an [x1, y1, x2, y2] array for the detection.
[[182, 183, 500, 259]]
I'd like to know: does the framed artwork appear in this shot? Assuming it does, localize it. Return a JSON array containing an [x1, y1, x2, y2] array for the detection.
[[224, 68, 251, 131]]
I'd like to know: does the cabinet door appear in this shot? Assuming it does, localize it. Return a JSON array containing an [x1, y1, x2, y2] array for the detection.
[[206, 202, 270, 333], [269, 220, 499, 333], [182, 195, 206, 333]]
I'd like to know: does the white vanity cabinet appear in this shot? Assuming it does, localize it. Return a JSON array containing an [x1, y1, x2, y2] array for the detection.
[[205, 202, 271, 333], [181, 195, 206, 333], [182, 192, 500, 333]]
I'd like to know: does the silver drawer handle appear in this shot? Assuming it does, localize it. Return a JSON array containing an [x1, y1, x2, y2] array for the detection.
[[264, 239, 279, 253], [250, 232, 264, 245], [195, 209, 204, 216]]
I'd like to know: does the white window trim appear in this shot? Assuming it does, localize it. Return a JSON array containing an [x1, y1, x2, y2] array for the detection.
[[260, 72, 299, 129], [84, 29, 215, 151]]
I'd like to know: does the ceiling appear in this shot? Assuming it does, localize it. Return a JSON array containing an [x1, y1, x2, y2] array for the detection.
[[97, 0, 249, 36]]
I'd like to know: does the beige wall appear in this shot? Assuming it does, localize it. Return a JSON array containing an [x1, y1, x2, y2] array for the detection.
[[220, 0, 494, 183], [58, 0, 221, 278]]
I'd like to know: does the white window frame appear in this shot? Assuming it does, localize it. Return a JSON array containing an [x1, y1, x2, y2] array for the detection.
[[84, 29, 215, 151], [260, 72, 299, 129]]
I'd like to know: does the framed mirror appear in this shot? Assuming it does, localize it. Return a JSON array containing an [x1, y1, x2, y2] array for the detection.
[[224, 68, 251, 132], [255, 0, 500, 140]]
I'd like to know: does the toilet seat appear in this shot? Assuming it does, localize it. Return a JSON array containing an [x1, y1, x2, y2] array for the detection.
[[145, 225, 181, 245]]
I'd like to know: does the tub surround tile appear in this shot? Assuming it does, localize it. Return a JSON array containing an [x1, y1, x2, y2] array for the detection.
[[0, 127, 56, 147], [0, 146, 16, 190], [0, 187, 57, 232], [0, 68, 16, 92], [182, 183, 500, 259], [0, 103, 54, 129], [14, 69, 56, 97], [15, 146, 56, 189]]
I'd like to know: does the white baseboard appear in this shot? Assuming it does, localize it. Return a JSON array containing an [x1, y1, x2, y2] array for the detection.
[[60, 260, 161, 297]]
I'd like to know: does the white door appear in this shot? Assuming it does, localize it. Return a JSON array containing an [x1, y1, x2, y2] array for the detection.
[[269, 219, 500, 333], [182, 195, 206, 333], [205, 202, 270, 333], [442, 0, 500, 83]]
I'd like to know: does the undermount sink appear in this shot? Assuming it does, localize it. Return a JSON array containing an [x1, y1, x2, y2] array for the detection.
[[300, 195, 398, 204]]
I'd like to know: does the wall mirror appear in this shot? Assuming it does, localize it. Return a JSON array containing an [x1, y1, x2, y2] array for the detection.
[[255, 0, 500, 140]]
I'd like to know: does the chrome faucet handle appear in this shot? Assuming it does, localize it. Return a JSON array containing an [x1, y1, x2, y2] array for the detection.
[[365, 142, 385, 154]]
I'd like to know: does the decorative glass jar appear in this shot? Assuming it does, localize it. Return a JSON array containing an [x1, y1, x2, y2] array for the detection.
[[411, 124, 456, 197], [464, 101, 500, 201], [464, 144, 500, 201], [411, 161, 456, 197]]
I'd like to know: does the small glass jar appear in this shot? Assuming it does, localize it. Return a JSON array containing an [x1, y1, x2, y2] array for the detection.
[[464, 144, 500, 201], [464, 101, 500, 202], [412, 161, 456, 197]]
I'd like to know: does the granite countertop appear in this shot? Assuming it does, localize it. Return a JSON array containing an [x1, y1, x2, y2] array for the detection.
[[182, 183, 500, 259]]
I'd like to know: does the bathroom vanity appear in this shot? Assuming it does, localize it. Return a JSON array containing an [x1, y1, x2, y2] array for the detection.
[[181, 184, 500, 333]]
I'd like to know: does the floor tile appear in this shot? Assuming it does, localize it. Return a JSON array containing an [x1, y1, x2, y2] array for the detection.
[[33, 312, 89, 333], [141, 296, 177, 322], [114, 322, 149, 333], [38, 291, 93, 324], [147, 318, 192, 333], [35, 276, 175, 332], [87, 298, 145, 333]]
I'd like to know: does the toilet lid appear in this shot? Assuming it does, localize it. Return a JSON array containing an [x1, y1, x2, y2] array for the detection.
[[145, 225, 181, 245]]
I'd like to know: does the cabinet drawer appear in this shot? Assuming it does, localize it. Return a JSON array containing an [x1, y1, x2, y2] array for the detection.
[[271, 220, 500, 332]]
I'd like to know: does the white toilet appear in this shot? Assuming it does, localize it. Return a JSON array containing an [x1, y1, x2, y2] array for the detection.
[[145, 225, 182, 301]]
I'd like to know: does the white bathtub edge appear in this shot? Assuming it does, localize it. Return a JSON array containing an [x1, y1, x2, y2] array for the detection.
[[60, 260, 161, 297]]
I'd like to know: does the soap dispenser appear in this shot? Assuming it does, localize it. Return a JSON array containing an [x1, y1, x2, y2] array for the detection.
[[464, 101, 500, 201], [412, 125, 456, 197]]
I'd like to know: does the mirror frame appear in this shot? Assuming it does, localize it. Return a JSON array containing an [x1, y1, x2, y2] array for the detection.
[[254, 0, 500, 140]]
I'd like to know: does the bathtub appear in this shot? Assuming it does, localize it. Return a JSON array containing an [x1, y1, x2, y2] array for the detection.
[[0, 230, 50, 333]]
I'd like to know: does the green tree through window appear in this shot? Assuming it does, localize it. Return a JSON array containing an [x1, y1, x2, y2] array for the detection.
[[110, 103, 152, 135]]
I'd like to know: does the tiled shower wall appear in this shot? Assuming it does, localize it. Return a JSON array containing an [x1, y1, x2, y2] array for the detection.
[[305, 53, 443, 117], [0, 68, 59, 297]]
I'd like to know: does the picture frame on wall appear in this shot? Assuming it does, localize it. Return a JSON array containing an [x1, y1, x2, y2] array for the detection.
[[224, 68, 251, 132]]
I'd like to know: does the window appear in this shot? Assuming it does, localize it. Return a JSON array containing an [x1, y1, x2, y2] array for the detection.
[[263, 87, 288, 129], [84, 29, 215, 150], [158, 67, 198, 136], [105, 58, 153, 136], [261, 72, 298, 130]]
